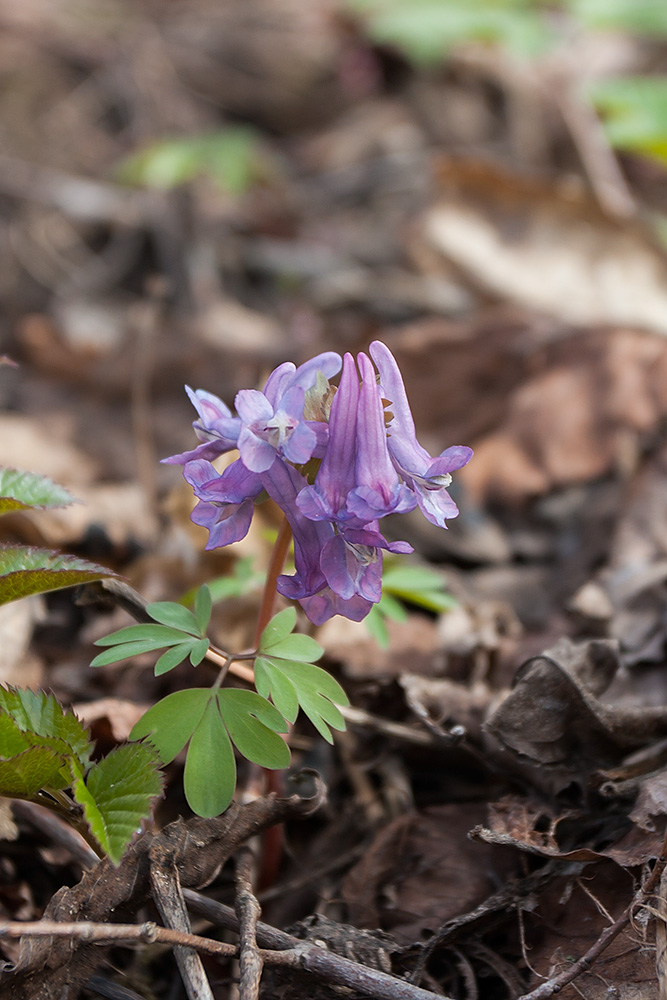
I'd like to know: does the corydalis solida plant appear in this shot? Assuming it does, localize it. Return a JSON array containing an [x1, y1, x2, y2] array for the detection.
[[167, 341, 473, 624]]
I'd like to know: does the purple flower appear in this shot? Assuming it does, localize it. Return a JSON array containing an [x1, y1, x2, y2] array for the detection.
[[369, 340, 473, 528], [170, 341, 472, 624], [184, 459, 263, 549], [235, 352, 341, 473], [296, 352, 360, 525], [346, 352, 416, 523], [164, 388, 241, 465]]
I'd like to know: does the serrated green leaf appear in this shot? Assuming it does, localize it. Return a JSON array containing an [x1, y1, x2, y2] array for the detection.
[[0, 687, 93, 772], [0, 468, 76, 514], [72, 743, 163, 865], [154, 643, 194, 676], [94, 624, 194, 647], [184, 699, 236, 818], [145, 601, 202, 636], [0, 545, 116, 607], [217, 689, 290, 768], [258, 607, 297, 652], [0, 746, 70, 798], [129, 689, 212, 764], [189, 637, 210, 667], [194, 585, 212, 634], [254, 657, 299, 723], [262, 632, 323, 662]]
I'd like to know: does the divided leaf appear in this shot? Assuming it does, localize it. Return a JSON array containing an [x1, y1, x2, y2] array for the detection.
[[217, 689, 290, 767], [92, 609, 210, 674], [72, 743, 163, 865], [130, 689, 211, 764], [0, 468, 76, 514], [0, 545, 116, 607], [258, 607, 297, 651], [254, 656, 348, 743]]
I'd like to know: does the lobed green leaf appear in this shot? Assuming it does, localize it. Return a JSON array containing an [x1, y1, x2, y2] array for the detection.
[[258, 607, 297, 652], [218, 690, 290, 769], [129, 689, 211, 764], [188, 637, 210, 667], [251, 657, 347, 744]]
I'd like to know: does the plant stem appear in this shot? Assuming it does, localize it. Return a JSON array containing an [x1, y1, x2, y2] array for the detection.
[[253, 518, 293, 647]]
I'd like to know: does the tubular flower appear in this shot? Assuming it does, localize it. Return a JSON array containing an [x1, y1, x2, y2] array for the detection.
[[170, 342, 471, 623], [369, 340, 473, 529]]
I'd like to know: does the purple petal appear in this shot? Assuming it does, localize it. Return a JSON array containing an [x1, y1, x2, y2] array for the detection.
[[262, 362, 296, 407], [429, 446, 474, 477], [235, 389, 273, 424], [299, 590, 373, 625], [237, 426, 277, 473], [369, 340, 431, 476], [287, 352, 342, 393], [191, 498, 254, 548], [282, 420, 317, 465]]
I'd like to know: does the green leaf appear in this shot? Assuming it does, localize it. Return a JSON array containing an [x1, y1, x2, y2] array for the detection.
[[154, 643, 194, 677], [117, 127, 262, 195], [589, 76, 667, 167], [0, 746, 69, 798], [0, 545, 116, 607], [129, 689, 212, 764], [258, 607, 297, 652], [382, 563, 456, 613], [145, 601, 202, 636], [94, 623, 194, 646], [254, 658, 299, 724], [364, 605, 390, 648], [194, 584, 212, 634], [252, 657, 348, 744], [72, 743, 163, 865], [180, 559, 263, 607], [0, 687, 93, 772], [217, 689, 289, 769], [350, 0, 552, 66], [189, 637, 210, 667], [0, 468, 76, 515], [0, 714, 73, 797], [262, 633, 323, 662], [91, 640, 181, 668], [570, 0, 667, 34], [184, 699, 236, 818]]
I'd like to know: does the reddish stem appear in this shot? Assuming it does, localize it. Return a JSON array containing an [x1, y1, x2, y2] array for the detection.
[[254, 518, 293, 648]]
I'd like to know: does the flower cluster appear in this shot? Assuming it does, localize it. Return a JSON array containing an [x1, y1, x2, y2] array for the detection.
[[166, 342, 472, 624]]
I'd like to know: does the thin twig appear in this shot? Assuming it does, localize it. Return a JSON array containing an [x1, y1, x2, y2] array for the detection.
[[235, 848, 263, 1000], [149, 848, 214, 1000], [183, 889, 453, 1000]]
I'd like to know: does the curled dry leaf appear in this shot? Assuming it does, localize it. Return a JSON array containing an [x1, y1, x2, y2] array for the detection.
[[485, 638, 667, 781]]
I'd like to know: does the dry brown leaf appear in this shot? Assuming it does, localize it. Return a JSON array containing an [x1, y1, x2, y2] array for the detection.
[[422, 158, 667, 335], [342, 804, 516, 944]]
